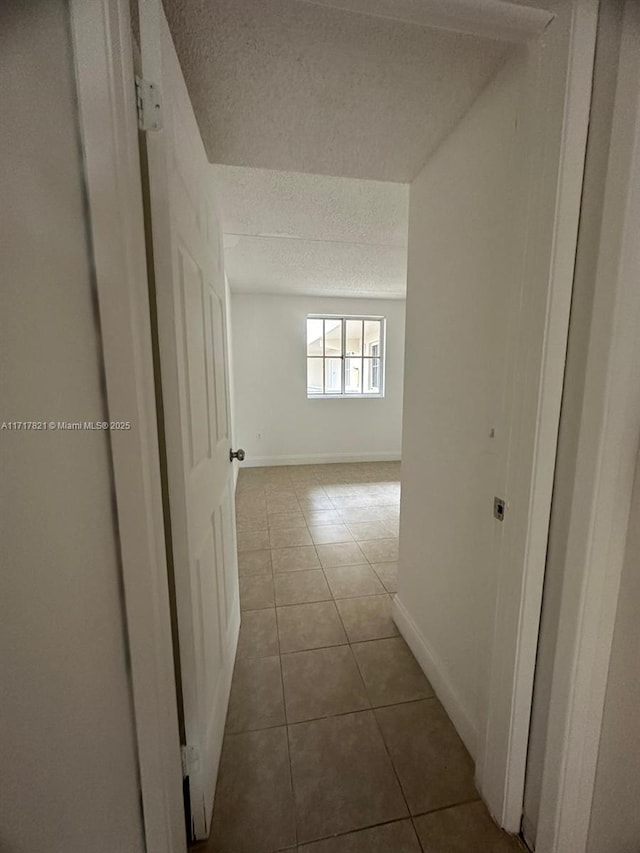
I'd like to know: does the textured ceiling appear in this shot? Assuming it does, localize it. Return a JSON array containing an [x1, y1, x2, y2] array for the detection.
[[213, 165, 408, 298], [164, 0, 509, 182]]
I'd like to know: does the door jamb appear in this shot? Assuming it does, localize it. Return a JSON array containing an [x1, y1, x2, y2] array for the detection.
[[536, 3, 640, 849], [69, 1, 186, 851]]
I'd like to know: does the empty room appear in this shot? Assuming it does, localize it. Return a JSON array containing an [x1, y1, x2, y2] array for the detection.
[[4, 2, 640, 853]]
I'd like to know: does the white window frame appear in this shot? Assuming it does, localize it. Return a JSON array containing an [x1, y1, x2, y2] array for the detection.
[[306, 314, 386, 399]]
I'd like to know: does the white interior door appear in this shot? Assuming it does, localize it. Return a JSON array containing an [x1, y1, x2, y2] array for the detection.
[[139, 0, 240, 840]]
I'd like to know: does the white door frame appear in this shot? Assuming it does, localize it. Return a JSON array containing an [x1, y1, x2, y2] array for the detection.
[[70, 1, 186, 851], [536, 3, 640, 850], [69, 0, 598, 850]]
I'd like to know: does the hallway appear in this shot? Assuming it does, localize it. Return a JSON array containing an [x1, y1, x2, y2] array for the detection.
[[204, 462, 523, 852]]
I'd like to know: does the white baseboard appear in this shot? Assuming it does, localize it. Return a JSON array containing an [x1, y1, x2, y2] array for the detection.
[[241, 451, 401, 468], [392, 594, 478, 758]]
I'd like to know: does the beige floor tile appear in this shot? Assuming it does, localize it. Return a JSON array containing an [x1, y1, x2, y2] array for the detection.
[[272, 545, 321, 573], [324, 565, 386, 599], [288, 710, 408, 843], [235, 512, 268, 533], [308, 523, 354, 545], [277, 601, 347, 653], [347, 520, 398, 541], [236, 529, 271, 553], [336, 595, 399, 643], [236, 609, 279, 659], [236, 471, 266, 489], [275, 570, 332, 606], [298, 495, 335, 511], [235, 492, 266, 512], [268, 511, 307, 530], [352, 637, 433, 706], [372, 561, 398, 593], [303, 508, 343, 526], [330, 494, 384, 509], [322, 484, 362, 497], [294, 484, 329, 499], [265, 485, 297, 498], [209, 727, 296, 853], [316, 541, 366, 568], [239, 575, 275, 611], [234, 489, 265, 503], [337, 506, 399, 524], [385, 518, 401, 536], [237, 549, 271, 577], [358, 538, 399, 563], [413, 801, 524, 852], [270, 526, 313, 548], [282, 645, 370, 722], [298, 819, 421, 852], [267, 495, 302, 515], [260, 466, 294, 481], [375, 699, 477, 815], [288, 467, 321, 483], [225, 656, 285, 733]]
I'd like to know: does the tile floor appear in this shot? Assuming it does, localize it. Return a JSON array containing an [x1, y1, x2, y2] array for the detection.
[[201, 462, 524, 853]]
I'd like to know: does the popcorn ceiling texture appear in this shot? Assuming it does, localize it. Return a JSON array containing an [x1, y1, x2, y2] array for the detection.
[[164, 0, 509, 182], [212, 165, 409, 297], [211, 165, 409, 246], [224, 233, 407, 298]]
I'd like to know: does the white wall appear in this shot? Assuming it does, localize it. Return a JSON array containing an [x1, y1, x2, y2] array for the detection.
[[0, 3, 145, 851], [230, 294, 405, 466], [397, 50, 525, 755]]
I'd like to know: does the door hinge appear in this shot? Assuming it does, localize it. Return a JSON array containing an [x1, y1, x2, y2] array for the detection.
[[494, 496, 506, 522], [180, 744, 200, 778], [135, 76, 163, 132]]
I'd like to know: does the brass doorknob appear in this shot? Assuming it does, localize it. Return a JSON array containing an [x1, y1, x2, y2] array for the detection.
[[230, 448, 246, 462]]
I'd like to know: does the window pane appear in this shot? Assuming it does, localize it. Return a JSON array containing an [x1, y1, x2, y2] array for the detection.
[[364, 320, 381, 355], [325, 358, 342, 394], [345, 357, 362, 393], [345, 320, 363, 356], [307, 358, 323, 394], [307, 319, 324, 356], [364, 358, 381, 393], [324, 319, 342, 357]]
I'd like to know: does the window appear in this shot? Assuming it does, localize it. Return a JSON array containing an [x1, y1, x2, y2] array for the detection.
[[307, 316, 385, 398]]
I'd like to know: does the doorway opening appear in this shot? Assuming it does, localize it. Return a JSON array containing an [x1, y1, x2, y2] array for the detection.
[[88, 0, 596, 849]]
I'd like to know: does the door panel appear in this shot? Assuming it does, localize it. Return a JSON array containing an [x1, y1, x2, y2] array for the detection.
[[180, 254, 212, 467], [139, 0, 240, 840], [210, 293, 229, 442]]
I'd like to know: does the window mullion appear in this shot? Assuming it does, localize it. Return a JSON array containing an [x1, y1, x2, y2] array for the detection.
[[322, 320, 326, 395], [379, 319, 384, 396], [340, 317, 347, 396], [360, 319, 364, 394]]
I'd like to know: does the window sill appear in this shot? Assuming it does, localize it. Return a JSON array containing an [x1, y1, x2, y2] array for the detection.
[[307, 394, 385, 400]]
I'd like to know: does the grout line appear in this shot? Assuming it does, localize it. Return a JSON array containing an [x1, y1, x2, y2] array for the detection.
[[283, 702, 413, 733], [410, 814, 427, 852], [369, 690, 414, 828], [296, 815, 424, 850], [274, 604, 299, 850], [410, 795, 483, 822]]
